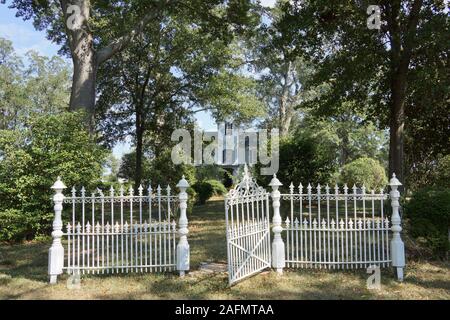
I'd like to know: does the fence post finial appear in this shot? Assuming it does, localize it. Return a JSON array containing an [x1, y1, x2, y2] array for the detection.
[[49, 176, 66, 284], [176, 175, 190, 277], [389, 173, 405, 281], [269, 174, 285, 274]]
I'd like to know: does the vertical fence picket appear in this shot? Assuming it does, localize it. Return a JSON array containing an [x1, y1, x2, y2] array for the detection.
[[276, 177, 398, 272]]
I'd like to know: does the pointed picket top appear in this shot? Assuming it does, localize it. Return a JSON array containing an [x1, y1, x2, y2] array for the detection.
[[343, 184, 348, 194], [339, 219, 345, 228], [361, 184, 366, 194], [312, 218, 318, 228], [76, 222, 82, 233], [143, 220, 148, 231], [298, 183, 303, 194], [352, 184, 357, 194], [303, 218, 308, 226], [91, 191, 96, 199], [86, 221, 91, 233], [307, 183, 312, 193], [358, 218, 363, 228], [97, 188, 104, 198], [294, 217, 299, 226], [114, 221, 120, 233], [171, 220, 176, 230], [137, 184, 143, 196], [67, 223, 72, 233], [285, 217, 291, 226], [376, 219, 381, 228], [71, 186, 76, 197], [379, 187, 385, 194], [95, 222, 101, 233], [325, 184, 330, 194], [366, 219, 372, 228], [166, 185, 171, 195], [108, 185, 114, 195], [81, 186, 86, 197], [134, 222, 139, 232], [124, 221, 129, 232], [334, 184, 339, 194], [317, 183, 321, 193], [147, 184, 153, 197], [119, 184, 124, 196], [321, 218, 326, 228], [129, 185, 134, 196], [289, 182, 294, 194], [348, 219, 353, 229], [157, 184, 162, 194], [330, 219, 336, 228], [105, 222, 111, 233]]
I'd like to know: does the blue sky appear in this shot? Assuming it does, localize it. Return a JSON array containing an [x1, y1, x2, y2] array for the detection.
[[0, 0, 275, 158]]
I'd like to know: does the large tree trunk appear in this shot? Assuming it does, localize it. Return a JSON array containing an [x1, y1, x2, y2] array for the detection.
[[60, 0, 160, 123], [389, 74, 406, 183], [69, 49, 97, 116], [279, 62, 292, 138], [385, 0, 422, 185], [134, 108, 144, 190]]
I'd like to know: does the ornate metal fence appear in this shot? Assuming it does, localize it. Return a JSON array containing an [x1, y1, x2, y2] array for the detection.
[[281, 183, 391, 269], [48, 176, 191, 283], [269, 174, 405, 280]]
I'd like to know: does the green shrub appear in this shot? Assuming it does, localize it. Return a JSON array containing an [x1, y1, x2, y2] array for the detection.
[[255, 132, 338, 188], [338, 157, 388, 190], [193, 181, 214, 204], [433, 155, 450, 188], [0, 112, 106, 242], [205, 179, 227, 196], [405, 187, 450, 257], [0, 209, 31, 242]]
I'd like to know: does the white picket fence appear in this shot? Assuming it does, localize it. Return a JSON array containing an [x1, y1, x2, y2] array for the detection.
[[48, 176, 191, 284], [269, 173, 406, 280], [281, 184, 391, 269]]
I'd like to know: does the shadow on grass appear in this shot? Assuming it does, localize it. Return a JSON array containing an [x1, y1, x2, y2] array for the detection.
[[0, 241, 49, 282]]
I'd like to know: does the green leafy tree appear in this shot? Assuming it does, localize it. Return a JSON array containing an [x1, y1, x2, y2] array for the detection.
[[2, 0, 257, 123], [244, 2, 320, 137], [96, 6, 263, 188], [0, 37, 25, 130], [279, 0, 450, 183], [0, 112, 106, 241], [0, 38, 71, 130], [260, 126, 339, 188]]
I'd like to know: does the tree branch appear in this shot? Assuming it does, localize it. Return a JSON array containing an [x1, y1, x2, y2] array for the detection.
[[96, 3, 166, 65]]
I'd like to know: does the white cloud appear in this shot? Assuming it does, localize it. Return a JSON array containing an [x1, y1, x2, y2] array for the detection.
[[0, 22, 61, 58]]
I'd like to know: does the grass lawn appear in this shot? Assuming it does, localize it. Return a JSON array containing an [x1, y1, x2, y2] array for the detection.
[[0, 199, 449, 300]]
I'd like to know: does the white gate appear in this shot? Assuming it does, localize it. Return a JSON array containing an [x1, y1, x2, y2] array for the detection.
[[225, 166, 271, 286]]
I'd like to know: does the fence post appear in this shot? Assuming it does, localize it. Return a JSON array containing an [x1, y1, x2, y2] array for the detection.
[[269, 174, 285, 274], [389, 173, 405, 281], [48, 176, 66, 284], [176, 175, 190, 277]]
